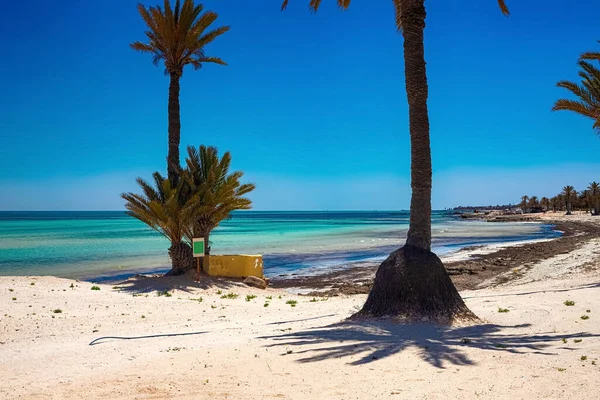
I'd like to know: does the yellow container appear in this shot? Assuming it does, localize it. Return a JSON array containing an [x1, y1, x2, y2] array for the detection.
[[203, 255, 264, 278]]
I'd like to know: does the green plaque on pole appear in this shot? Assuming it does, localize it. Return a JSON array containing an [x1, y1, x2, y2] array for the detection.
[[193, 238, 205, 257]]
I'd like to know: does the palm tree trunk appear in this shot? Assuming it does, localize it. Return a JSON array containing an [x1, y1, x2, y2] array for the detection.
[[167, 72, 182, 183], [166, 241, 193, 276], [357, 0, 476, 324], [402, 1, 432, 251]]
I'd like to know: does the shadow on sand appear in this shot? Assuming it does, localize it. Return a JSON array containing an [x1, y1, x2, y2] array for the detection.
[[260, 320, 598, 368], [111, 270, 243, 294]]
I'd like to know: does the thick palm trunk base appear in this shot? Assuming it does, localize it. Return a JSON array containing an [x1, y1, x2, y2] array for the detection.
[[356, 245, 477, 324], [166, 242, 193, 276]]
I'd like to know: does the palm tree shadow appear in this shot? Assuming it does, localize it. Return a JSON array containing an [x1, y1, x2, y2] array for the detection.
[[260, 320, 598, 368], [111, 271, 241, 294]]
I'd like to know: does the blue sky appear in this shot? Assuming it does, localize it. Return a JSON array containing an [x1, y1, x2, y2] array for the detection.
[[1, 0, 599, 210]]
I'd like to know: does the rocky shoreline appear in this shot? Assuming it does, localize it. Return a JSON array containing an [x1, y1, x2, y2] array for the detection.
[[272, 214, 600, 296]]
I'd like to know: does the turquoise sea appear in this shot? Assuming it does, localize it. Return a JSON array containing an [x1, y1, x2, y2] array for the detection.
[[0, 211, 560, 281]]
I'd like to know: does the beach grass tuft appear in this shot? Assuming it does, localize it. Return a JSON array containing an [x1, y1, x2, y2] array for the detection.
[[12, 297, 16, 301], [581, 355, 587, 361], [580, 315, 590, 320], [246, 295, 257, 302], [216, 290, 223, 295], [264, 302, 269, 307], [190, 297, 203, 303], [309, 297, 318, 302], [557, 368, 566, 372], [157, 290, 172, 297], [221, 293, 239, 299], [91, 286, 100, 291], [574, 339, 583, 343], [286, 300, 298, 307], [53, 309, 62, 313], [498, 307, 510, 313], [30, 282, 35, 286], [563, 300, 575, 306]]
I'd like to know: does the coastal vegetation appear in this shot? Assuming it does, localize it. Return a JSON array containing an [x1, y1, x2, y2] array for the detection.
[[283, 0, 509, 324], [131, 0, 229, 182], [517, 182, 600, 215], [121, 145, 255, 275], [553, 41, 600, 134]]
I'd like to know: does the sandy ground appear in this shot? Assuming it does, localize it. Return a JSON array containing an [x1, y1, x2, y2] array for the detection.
[[1, 270, 600, 399]]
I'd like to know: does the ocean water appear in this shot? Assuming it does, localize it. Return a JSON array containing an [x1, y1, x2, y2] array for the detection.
[[0, 211, 560, 281]]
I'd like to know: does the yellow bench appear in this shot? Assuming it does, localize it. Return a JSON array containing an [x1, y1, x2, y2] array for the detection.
[[203, 255, 264, 278]]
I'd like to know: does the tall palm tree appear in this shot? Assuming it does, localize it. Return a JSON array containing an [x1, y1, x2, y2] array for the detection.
[[182, 145, 255, 259], [562, 185, 575, 215], [122, 172, 194, 275], [131, 0, 230, 182], [520, 195, 529, 212], [589, 181, 600, 215], [282, 0, 509, 323], [552, 59, 600, 135], [540, 197, 549, 212]]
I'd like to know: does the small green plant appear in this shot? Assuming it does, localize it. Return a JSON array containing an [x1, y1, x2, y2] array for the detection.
[[190, 297, 203, 303], [70, 283, 74, 289], [221, 293, 238, 300], [141, 315, 146, 319], [278, 295, 282, 299], [30, 282, 35, 286], [216, 290, 223, 295], [564, 300, 575, 306], [574, 339, 583, 343], [586, 309, 591, 313], [53, 309, 62, 314], [498, 308, 510, 313], [581, 315, 590, 320], [562, 338, 567, 344], [581, 356, 588, 361], [592, 360, 597, 365], [91, 286, 100, 291], [494, 343, 507, 349], [286, 300, 298, 307], [246, 295, 257, 302], [557, 368, 566, 372], [157, 290, 172, 297], [265, 296, 272, 300], [309, 298, 318, 303], [264, 302, 269, 307], [8, 289, 13, 292], [211, 305, 217, 309], [11, 297, 16, 301]]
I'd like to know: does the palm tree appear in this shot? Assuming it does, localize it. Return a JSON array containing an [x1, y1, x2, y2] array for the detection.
[[562, 185, 575, 215], [182, 145, 255, 260], [131, 0, 230, 182], [580, 41, 600, 62], [520, 195, 529, 212], [589, 181, 600, 215], [282, 0, 510, 323], [552, 58, 600, 135], [122, 172, 194, 275], [540, 197, 550, 212], [528, 196, 539, 211]]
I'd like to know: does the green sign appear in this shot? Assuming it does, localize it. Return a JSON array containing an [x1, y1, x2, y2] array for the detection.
[[193, 238, 205, 257]]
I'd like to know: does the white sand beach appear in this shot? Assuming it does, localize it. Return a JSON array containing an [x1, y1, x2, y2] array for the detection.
[[2, 216, 600, 400]]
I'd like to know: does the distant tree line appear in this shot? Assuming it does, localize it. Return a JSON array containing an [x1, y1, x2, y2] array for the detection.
[[519, 183, 600, 216], [453, 204, 514, 211]]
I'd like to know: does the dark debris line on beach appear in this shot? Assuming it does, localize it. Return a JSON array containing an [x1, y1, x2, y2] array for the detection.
[[272, 219, 600, 296]]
